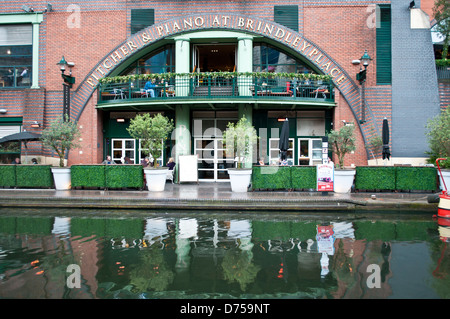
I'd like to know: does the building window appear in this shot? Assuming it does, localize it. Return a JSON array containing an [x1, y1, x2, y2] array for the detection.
[[376, 5, 392, 85], [274, 5, 299, 32], [130, 9, 155, 35], [0, 24, 32, 88], [123, 45, 175, 75], [253, 43, 313, 74]]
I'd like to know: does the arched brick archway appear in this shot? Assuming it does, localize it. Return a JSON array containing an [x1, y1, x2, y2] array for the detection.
[[70, 13, 373, 149]]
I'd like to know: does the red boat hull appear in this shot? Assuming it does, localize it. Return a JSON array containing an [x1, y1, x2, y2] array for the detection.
[[438, 193, 450, 219]]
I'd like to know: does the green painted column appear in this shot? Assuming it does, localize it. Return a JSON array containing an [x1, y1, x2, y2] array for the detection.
[[237, 36, 253, 97], [175, 37, 190, 97], [174, 104, 191, 182]]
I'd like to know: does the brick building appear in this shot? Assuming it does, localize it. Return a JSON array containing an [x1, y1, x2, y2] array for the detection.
[[0, 0, 446, 182]]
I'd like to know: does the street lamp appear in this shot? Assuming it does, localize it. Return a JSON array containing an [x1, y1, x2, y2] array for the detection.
[[57, 56, 75, 121], [355, 50, 371, 124]]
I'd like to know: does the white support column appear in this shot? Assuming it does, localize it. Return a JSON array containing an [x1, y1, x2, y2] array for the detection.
[[237, 37, 253, 97], [31, 21, 41, 89]]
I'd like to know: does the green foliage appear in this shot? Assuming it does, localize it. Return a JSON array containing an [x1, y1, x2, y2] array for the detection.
[[41, 116, 81, 167], [223, 116, 258, 169], [105, 165, 144, 189], [355, 167, 396, 190], [71, 165, 106, 188], [16, 165, 53, 188], [395, 166, 437, 191], [99, 71, 332, 84], [426, 107, 450, 168], [127, 113, 174, 165], [221, 249, 260, 291], [327, 125, 356, 168], [291, 166, 317, 190], [70, 218, 107, 237], [433, 0, 450, 58], [15, 217, 55, 235], [0, 165, 16, 187], [252, 166, 291, 189]]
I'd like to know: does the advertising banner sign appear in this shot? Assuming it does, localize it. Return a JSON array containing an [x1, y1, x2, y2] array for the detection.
[[317, 163, 334, 192]]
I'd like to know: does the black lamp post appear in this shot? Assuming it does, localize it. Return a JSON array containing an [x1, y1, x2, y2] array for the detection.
[[57, 56, 75, 121], [355, 50, 371, 124]]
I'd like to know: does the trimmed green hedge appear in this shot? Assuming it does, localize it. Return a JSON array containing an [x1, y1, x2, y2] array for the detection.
[[291, 166, 317, 190], [15, 165, 53, 188], [252, 166, 291, 189], [0, 165, 16, 187], [395, 166, 437, 191], [355, 166, 438, 192], [105, 165, 144, 189], [71, 165, 106, 188], [355, 167, 396, 191], [70, 217, 145, 239]]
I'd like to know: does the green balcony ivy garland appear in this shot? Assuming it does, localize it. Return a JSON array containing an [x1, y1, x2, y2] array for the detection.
[[98, 72, 332, 84]]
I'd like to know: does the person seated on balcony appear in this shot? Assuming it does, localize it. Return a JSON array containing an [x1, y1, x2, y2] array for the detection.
[[258, 157, 265, 165], [166, 157, 175, 170], [144, 79, 156, 97], [141, 157, 150, 167]]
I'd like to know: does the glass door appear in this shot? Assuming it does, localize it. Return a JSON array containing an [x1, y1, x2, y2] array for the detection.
[[112, 139, 135, 164], [194, 138, 233, 181], [298, 138, 323, 165], [268, 138, 294, 165]]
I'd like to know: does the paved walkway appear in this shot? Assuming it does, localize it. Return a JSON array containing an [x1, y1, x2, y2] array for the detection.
[[0, 182, 439, 212]]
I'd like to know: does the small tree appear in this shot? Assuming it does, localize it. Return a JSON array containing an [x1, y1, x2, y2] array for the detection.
[[41, 115, 81, 167], [223, 116, 258, 169], [327, 124, 356, 169], [426, 107, 450, 168], [433, 0, 450, 59], [127, 113, 174, 167]]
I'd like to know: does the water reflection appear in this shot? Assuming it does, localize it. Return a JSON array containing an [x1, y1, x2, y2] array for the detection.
[[0, 211, 448, 299]]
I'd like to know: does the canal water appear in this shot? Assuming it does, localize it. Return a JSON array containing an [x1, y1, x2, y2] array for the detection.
[[0, 208, 448, 299]]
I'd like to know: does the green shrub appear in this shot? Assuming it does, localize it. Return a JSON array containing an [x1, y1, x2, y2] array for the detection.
[[291, 166, 317, 190], [395, 166, 437, 191], [252, 166, 291, 189], [105, 165, 144, 189], [16, 165, 53, 188], [71, 165, 106, 188], [0, 165, 16, 187], [355, 166, 396, 190]]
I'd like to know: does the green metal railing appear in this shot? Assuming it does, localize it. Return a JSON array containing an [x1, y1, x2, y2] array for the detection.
[[97, 73, 335, 103]]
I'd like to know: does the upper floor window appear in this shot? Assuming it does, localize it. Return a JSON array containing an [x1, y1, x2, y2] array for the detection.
[[122, 45, 175, 75], [0, 24, 32, 88], [253, 43, 314, 74]]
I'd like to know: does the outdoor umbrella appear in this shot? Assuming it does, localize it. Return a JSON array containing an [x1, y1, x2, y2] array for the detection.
[[279, 118, 289, 161], [382, 117, 391, 160], [0, 131, 41, 163]]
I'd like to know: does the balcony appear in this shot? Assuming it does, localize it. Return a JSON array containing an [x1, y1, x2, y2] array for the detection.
[[97, 72, 335, 108]]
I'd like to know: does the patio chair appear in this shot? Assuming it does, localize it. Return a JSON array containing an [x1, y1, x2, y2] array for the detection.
[[166, 169, 174, 184], [311, 86, 329, 98], [113, 88, 126, 99]]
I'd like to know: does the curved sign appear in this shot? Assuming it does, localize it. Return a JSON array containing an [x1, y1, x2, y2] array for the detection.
[[71, 13, 364, 133]]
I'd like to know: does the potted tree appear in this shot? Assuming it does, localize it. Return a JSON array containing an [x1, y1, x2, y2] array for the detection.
[[223, 116, 258, 192], [41, 115, 80, 190], [426, 107, 450, 191], [127, 113, 174, 191], [327, 124, 356, 193]]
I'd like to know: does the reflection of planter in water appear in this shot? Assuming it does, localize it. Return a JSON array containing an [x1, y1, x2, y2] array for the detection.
[[334, 169, 355, 193]]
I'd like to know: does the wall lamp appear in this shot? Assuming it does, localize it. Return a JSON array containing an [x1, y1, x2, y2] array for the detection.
[[116, 118, 126, 123], [30, 121, 41, 128], [21, 5, 34, 12], [0, 109, 7, 114]]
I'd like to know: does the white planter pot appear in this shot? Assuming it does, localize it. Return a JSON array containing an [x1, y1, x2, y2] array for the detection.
[[333, 169, 356, 193], [144, 168, 169, 191], [438, 169, 450, 192], [228, 169, 252, 192], [51, 167, 71, 190]]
